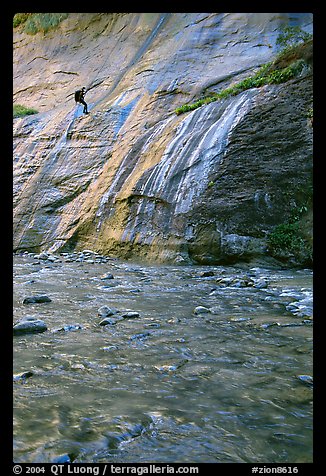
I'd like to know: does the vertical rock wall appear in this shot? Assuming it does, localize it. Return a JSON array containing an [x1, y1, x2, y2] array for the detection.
[[13, 13, 313, 265]]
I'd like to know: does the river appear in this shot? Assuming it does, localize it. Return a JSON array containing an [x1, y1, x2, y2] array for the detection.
[[13, 252, 313, 463]]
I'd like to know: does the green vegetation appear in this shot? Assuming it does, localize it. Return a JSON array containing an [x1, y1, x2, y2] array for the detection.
[[175, 26, 312, 116], [13, 13, 68, 34], [306, 106, 313, 119], [13, 104, 38, 118], [175, 60, 306, 115], [267, 188, 313, 264], [276, 25, 312, 49], [13, 13, 30, 28], [267, 222, 305, 255]]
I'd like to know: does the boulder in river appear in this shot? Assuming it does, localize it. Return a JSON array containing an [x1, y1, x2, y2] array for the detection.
[[98, 305, 119, 317], [23, 295, 52, 304], [13, 316, 47, 335], [121, 311, 140, 319]]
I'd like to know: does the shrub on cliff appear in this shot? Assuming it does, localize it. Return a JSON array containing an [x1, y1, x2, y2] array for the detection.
[[13, 13, 31, 28], [13, 104, 38, 118], [175, 58, 307, 115], [276, 25, 312, 49], [175, 27, 312, 116], [13, 13, 68, 34]]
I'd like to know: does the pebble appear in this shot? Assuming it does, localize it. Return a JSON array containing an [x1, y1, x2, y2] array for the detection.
[[52, 324, 83, 333], [154, 364, 179, 372], [102, 345, 120, 352], [14, 317, 47, 335], [167, 317, 181, 324], [23, 295, 52, 304], [34, 252, 49, 260], [61, 250, 111, 264], [260, 322, 280, 329], [33, 252, 59, 262], [16, 250, 114, 266], [217, 276, 255, 288], [154, 359, 188, 372], [72, 363, 87, 370], [229, 317, 251, 322], [214, 275, 269, 289], [130, 331, 151, 341]]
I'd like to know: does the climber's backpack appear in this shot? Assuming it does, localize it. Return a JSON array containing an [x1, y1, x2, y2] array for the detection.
[[74, 90, 82, 103]]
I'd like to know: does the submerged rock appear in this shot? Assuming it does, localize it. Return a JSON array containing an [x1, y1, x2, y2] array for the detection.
[[34, 252, 49, 260], [51, 454, 71, 464], [13, 371, 34, 381], [105, 423, 145, 450], [130, 331, 151, 341], [100, 273, 114, 280], [154, 359, 188, 372], [53, 324, 83, 333], [99, 317, 120, 326], [253, 277, 269, 289], [194, 306, 211, 315], [297, 375, 313, 386], [13, 317, 47, 335], [200, 270, 215, 278]]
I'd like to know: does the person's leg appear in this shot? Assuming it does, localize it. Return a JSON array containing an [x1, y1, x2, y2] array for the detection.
[[80, 99, 88, 114]]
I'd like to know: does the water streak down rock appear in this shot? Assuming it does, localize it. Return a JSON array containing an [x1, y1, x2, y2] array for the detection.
[[13, 13, 313, 266]]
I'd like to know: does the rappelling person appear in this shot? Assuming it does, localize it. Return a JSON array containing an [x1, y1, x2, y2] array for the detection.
[[74, 87, 88, 114]]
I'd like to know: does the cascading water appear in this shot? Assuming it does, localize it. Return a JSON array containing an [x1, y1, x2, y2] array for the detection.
[[117, 89, 259, 244]]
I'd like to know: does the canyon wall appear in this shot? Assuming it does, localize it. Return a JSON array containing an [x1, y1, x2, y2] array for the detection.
[[13, 13, 313, 265]]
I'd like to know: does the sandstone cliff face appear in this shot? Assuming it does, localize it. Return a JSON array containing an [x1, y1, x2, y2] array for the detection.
[[13, 13, 313, 266]]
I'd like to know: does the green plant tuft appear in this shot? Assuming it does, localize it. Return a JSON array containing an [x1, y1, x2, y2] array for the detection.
[[14, 13, 68, 34], [13, 13, 31, 28], [276, 25, 312, 49], [175, 27, 312, 116], [13, 104, 38, 118], [267, 195, 313, 265], [267, 222, 303, 253]]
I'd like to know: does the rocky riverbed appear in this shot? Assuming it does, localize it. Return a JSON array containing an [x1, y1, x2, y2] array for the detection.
[[13, 251, 313, 463]]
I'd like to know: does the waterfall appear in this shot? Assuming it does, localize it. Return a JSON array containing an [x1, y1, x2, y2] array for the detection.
[[119, 89, 259, 242]]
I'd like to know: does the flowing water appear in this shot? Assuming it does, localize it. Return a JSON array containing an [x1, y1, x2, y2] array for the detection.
[[13, 253, 313, 463]]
